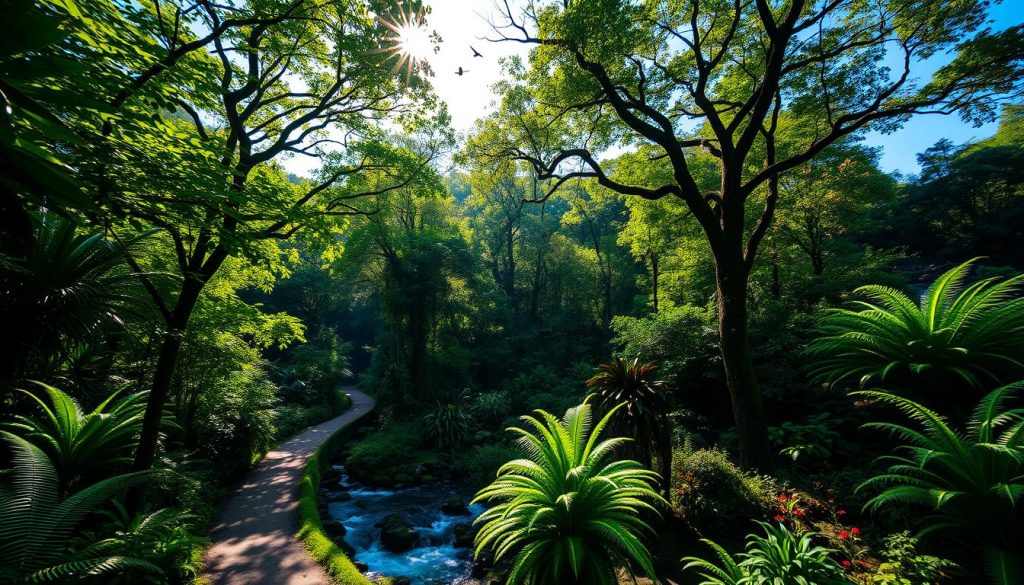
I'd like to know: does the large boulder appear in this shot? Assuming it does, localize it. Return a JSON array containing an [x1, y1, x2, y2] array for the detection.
[[441, 496, 470, 516], [452, 522, 476, 548], [377, 514, 419, 553]]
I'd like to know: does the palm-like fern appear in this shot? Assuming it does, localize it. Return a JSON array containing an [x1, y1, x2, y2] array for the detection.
[[806, 258, 1024, 390], [423, 399, 472, 452], [586, 356, 673, 488], [4, 382, 148, 495], [0, 431, 162, 583], [682, 522, 847, 585], [0, 216, 143, 390], [856, 382, 1024, 584], [472, 398, 666, 585]]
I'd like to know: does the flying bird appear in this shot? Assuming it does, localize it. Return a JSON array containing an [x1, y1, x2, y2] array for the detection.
[[471, 46, 483, 58], [456, 67, 469, 76]]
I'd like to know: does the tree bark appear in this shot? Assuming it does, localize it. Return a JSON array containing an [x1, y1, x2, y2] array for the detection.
[[132, 276, 203, 472], [714, 257, 770, 470], [650, 251, 660, 312]]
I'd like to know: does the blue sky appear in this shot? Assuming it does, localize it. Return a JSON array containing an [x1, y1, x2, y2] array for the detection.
[[862, 1, 1023, 174]]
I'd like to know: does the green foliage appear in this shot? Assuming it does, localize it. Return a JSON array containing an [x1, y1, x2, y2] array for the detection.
[[0, 431, 161, 584], [458, 443, 524, 488], [344, 421, 438, 485], [275, 392, 352, 441], [83, 503, 204, 585], [683, 522, 848, 585], [870, 531, 957, 585], [670, 447, 776, 546], [423, 399, 473, 451], [279, 331, 353, 404], [807, 259, 1024, 391], [4, 382, 147, 494], [610, 305, 718, 392], [586, 356, 673, 484], [856, 383, 1024, 584], [472, 399, 665, 585], [470, 391, 511, 431], [886, 108, 1024, 267], [186, 362, 277, 477], [768, 413, 842, 465], [0, 216, 142, 390], [0, 0, 97, 216]]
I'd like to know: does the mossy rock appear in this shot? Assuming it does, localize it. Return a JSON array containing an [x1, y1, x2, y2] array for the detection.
[[377, 513, 419, 553], [441, 496, 470, 516]]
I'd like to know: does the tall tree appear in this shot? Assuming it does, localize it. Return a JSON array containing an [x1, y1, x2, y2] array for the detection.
[[480, 0, 1024, 468], [59, 0, 447, 471]]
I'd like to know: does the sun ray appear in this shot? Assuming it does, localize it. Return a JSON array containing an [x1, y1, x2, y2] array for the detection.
[[375, 3, 435, 83]]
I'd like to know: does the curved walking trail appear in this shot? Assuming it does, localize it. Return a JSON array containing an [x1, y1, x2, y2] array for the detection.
[[203, 387, 375, 585]]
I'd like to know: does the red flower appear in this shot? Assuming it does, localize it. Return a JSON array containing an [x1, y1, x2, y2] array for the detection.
[[851, 527, 860, 535], [794, 509, 806, 517], [841, 560, 851, 568], [837, 509, 847, 516], [778, 494, 789, 502], [838, 530, 850, 540], [774, 515, 786, 522]]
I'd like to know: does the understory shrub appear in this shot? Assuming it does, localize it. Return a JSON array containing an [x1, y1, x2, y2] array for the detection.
[[683, 522, 848, 585], [423, 399, 473, 451], [870, 532, 957, 584], [459, 443, 523, 488], [275, 391, 352, 440], [189, 364, 277, 477], [671, 446, 776, 546], [344, 421, 439, 485]]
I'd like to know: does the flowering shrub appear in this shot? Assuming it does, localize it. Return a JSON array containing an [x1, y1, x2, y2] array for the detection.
[[671, 447, 776, 547]]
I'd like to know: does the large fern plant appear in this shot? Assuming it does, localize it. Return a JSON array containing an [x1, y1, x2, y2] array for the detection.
[[0, 216, 143, 390], [857, 382, 1024, 584], [0, 431, 161, 583], [683, 522, 847, 585], [472, 398, 666, 585], [586, 356, 673, 489], [806, 258, 1024, 391], [3, 382, 148, 495]]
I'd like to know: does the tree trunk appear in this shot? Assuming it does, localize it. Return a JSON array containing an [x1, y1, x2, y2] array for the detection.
[[650, 252, 660, 312], [132, 251, 221, 473], [714, 258, 771, 470]]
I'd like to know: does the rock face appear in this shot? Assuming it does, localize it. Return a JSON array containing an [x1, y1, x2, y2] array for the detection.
[[452, 522, 476, 548], [441, 496, 470, 516], [377, 513, 419, 553]]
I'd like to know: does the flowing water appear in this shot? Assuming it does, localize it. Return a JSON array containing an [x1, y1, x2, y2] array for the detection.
[[323, 465, 486, 584]]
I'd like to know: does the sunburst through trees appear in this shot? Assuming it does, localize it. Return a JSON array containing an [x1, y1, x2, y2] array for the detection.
[[377, 3, 436, 83]]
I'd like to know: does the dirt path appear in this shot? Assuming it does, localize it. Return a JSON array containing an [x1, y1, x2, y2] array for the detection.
[[203, 387, 375, 585]]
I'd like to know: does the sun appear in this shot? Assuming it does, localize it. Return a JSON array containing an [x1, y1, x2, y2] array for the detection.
[[378, 5, 434, 83]]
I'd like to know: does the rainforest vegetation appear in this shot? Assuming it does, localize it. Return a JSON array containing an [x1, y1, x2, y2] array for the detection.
[[1, 0, 1023, 583]]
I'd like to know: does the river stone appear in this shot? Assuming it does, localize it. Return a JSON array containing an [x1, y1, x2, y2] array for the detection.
[[453, 522, 476, 548], [377, 513, 419, 552], [324, 489, 351, 502], [322, 517, 346, 539], [441, 496, 470, 516], [321, 466, 344, 484]]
